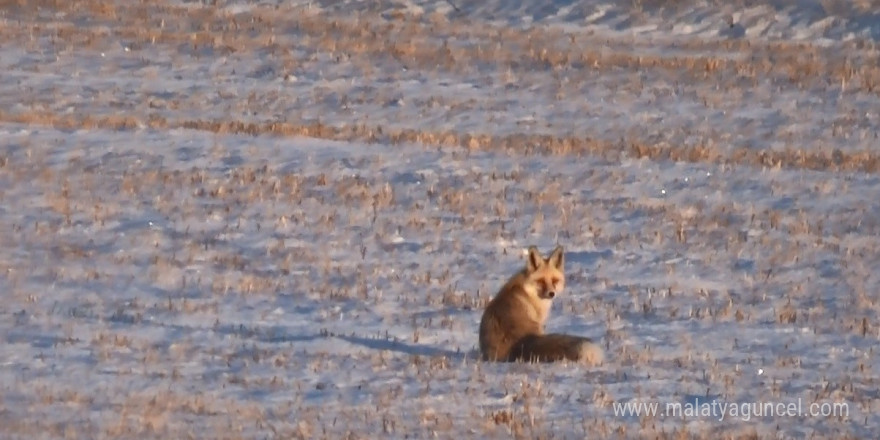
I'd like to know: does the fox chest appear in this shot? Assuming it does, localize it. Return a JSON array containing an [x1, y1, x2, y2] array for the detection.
[[513, 295, 552, 330]]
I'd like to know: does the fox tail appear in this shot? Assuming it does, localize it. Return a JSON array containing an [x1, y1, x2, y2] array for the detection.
[[509, 333, 604, 365]]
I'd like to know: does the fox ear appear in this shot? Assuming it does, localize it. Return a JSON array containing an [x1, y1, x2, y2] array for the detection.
[[548, 245, 564, 270], [526, 246, 544, 272]]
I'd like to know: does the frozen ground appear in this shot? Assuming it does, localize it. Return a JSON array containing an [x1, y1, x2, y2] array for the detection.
[[1, 1, 879, 438]]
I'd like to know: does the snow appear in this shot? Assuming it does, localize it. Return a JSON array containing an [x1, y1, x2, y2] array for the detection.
[[1, 0, 879, 438]]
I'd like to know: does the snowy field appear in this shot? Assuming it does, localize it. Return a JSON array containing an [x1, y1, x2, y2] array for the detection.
[[1, 0, 879, 438]]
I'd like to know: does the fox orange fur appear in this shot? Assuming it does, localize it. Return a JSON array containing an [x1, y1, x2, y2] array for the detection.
[[479, 245, 603, 365]]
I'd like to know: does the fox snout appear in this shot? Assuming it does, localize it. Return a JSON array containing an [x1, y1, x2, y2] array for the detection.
[[535, 277, 561, 300]]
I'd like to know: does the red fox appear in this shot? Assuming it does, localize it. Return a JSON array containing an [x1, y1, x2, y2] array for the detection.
[[479, 245, 603, 365]]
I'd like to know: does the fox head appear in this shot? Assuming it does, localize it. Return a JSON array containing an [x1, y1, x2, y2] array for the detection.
[[523, 245, 565, 300]]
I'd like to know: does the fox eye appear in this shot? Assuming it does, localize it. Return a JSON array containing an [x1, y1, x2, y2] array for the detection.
[[551, 277, 560, 286]]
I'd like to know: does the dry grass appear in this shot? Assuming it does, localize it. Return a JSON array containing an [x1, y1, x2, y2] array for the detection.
[[2, 110, 878, 173], [0, 1, 879, 173], [2, 124, 875, 438]]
